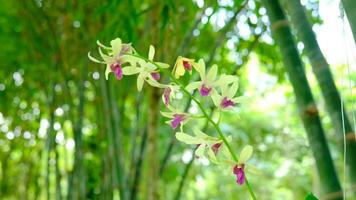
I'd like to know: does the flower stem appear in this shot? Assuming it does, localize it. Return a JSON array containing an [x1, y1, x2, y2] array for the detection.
[[128, 53, 257, 199]]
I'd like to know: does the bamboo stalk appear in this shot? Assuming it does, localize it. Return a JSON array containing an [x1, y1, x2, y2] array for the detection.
[[281, 0, 356, 183], [263, 0, 342, 198], [341, 0, 356, 44]]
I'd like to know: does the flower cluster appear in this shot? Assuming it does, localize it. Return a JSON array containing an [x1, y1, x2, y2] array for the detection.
[[88, 37, 255, 187]]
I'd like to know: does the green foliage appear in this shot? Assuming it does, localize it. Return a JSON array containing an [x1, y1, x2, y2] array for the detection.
[[0, 0, 354, 199]]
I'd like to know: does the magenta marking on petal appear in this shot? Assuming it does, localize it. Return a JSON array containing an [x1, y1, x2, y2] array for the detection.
[[163, 88, 171, 106], [183, 60, 192, 71], [220, 97, 235, 108], [199, 85, 212, 96], [212, 142, 222, 155], [111, 63, 123, 80], [233, 165, 245, 185], [170, 114, 186, 129], [151, 72, 161, 81]]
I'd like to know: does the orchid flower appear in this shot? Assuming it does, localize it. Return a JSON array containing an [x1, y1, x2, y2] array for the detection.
[[173, 56, 196, 78], [175, 129, 231, 164], [162, 84, 180, 106], [122, 45, 169, 91], [220, 145, 255, 185], [88, 38, 136, 80], [160, 106, 190, 130], [185, 59, 236, 97], [184, 59, 217, 96], [211, 81, 245, 110]]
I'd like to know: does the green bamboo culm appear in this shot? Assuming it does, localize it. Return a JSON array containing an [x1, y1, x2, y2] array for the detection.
[[262, 0, 343, 198], [280, 0, 356, 184], [341, 0, 356, 44]]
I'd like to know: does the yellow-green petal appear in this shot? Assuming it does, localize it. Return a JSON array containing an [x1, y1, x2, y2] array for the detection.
[[122, 66, 141, 75], [96, 40, 111, 50], [110, 38, 122, 57], [176, 132, 202, 144], [206, 64, 218, 82], [88, 52, 106, 64], [105, 64, 111, 80], [185, 81, 201, 92], [238, 145, 253, 164], [193, 59, 206, 79], [137, 73, 145, 91], [148, 45, 155, 60], [195, 143, 206, 158]]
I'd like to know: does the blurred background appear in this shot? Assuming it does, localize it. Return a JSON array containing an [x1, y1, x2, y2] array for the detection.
[[0, 0, 356, 199]]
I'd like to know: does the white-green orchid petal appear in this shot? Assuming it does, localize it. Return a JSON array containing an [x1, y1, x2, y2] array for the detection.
[[221, 145, 234, 161], [215, 74, 237, 87], [96, 40, 111, 50], [238, 145, 253, 164], [105, 65, 111, 80], [210, 90, 221, 108], [88, 52, 106, 64], [206, 64, 218, 82], [146, 77, 165, 88], [220, 83, 229, 97], [232, 96, 248, 104], [193, 129, 217, 141], [155, 62, 170, 68], [98, 47, 114, 64], [185, 81, 201, 92], [148, 45, 155, 60], [195, 144, 206, 158], [246, 164, 260, 175], [122, 66, 141, 75], [110, 38, 122, 57], [137, 73, 145, 91], [160, 111, 174, 118], [207, 147, 219, 164], [227, 82, 239, 99], [121, 55, 141, 65], [175, 132, 202, 144], [193, 59, 206, 79]]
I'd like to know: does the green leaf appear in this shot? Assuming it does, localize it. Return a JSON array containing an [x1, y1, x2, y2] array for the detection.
[[304, 193, 318, 200]]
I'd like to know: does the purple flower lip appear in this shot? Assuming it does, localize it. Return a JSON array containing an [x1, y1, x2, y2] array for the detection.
[[163, 88, 171, 106], [170, 114, 187, 129], [211, 142, 222, 155], [233, 165, 245, 185], [151, 72, 161, 81], [183, 60, 192, 71], [110, 62, 123, 80], [199, 85, 212, 96], [220, 97, 235, 108]]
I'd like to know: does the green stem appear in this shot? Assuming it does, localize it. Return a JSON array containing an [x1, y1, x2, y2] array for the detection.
[[128, 53, 257, 200]]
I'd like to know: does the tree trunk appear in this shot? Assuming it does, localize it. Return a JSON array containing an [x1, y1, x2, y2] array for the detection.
[[146, 87, 160, 200], [281, 0, 356, 183], [263, 0, 342, 198], [341, 0, 356, 44]]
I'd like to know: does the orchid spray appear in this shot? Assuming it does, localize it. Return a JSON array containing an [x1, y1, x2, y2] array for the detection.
[[89, 38, 257, 199]]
